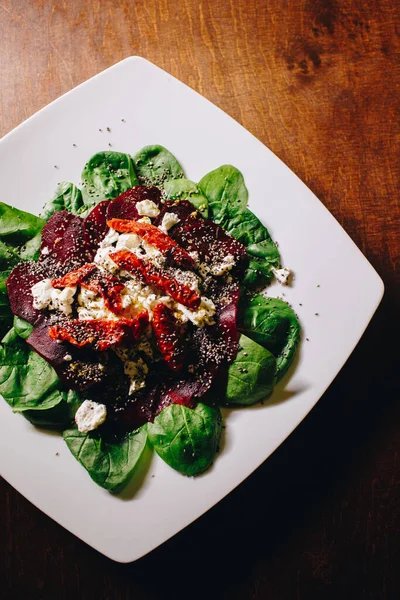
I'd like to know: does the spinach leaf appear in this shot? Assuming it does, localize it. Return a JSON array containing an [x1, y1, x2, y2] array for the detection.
[[0, 332, 60, 408], [164, 178, 209, 217], [0, 202, 46, 244], [239, 295, 301, 380], [41, 182, 84, 218], [147, 403, 222, 476], [198, 165, 248, 224], [81, 151, 139, 201], [0, 294, 12, 339], [13, 316, 34, 340], [221, 208, 280, 287], [23, 389, 81, 427], [222, 334, 276, 405], [133, 145, 184, 188], [63, 426, 147, 492]]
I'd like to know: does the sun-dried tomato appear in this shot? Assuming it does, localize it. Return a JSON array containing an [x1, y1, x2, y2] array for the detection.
[[152, 302, 187, 372], [109, 249, 201, 309], [107, 218, 195, 270], [52, 263, 124, 313], [48, 312, 149, 351]]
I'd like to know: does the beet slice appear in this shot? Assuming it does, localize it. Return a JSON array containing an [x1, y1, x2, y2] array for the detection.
[[83, 200, 110, 259], [6, 261, 47, 326], [27, 323, 106, 391], [107, 186, 163, 221], [52, 264, 124, 313], [110, 249, 201, 309], [39, 210, 89, 276], [108, 218, 195, 270], [49, 313, 149, 351], [154, 199, 200, 229], [152, 302, 187, 371], [171, 218, 246, 269]]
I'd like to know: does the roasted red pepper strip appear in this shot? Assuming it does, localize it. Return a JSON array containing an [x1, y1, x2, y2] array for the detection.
[[109, 249, 201, 309], [48, 312, 149, 351], [107, 218, 195, 270], [52, 263, 124, 313], [152, 302, 187, 372]]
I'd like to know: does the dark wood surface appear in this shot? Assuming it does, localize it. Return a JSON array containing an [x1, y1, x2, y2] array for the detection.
[[1, 1, 399, 598]]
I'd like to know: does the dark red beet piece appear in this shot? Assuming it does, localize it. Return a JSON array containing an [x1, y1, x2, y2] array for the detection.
[[154, 199, 200, 229], [171, 219, 246, 269], [83, 200, 110, 259], [6, 261, 47, 326], [39, 210, 89, 276], [107, 186, 163, 221], [27, 323, 106, 391]]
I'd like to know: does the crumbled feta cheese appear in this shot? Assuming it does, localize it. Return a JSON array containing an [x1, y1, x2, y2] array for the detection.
[[136, 200, 160, 218], [198, 263, 210, 278], [272, 267, 292, 285], [210, 254, 235, 276], [175, 296, 216, 327], [116, 233, 141, 250], [64, 354, 72, 361], [122, 280, 159, 317], [124, 357, 149, 395], [189, 251, 199, 265], [31, 279, 76, 316], [137, 216, 152, 224], [41, 246, 49, 256], [75, 400, 107, 433], [77, 288, 118, 320], [173, 269, 200, 292], [31, 279, 53, 310], [100, 228, 119, 248], [94, 247, 119, 274], [159, 212, 180, 234]]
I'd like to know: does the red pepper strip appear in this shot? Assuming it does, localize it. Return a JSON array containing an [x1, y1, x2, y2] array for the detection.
[[52, 263, 124, 313], [107, 218, 195, 270], [152, 302, 187, 372], [48, 312, 149, 351], [109, 249, 201, 310]]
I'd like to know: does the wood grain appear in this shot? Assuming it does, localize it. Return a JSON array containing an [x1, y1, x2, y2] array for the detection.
[[0, 1, 399, 599]]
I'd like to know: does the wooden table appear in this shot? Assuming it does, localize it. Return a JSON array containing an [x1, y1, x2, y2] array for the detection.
[[1, 1, 399, 598]]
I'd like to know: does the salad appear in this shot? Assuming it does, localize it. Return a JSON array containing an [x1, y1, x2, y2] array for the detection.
[[0, 145, 300, 492]]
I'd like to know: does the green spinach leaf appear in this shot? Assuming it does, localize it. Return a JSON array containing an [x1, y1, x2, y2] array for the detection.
[[23, 389, 81, 427], [41, 182, 84, 218], [198, 165, 248, 224], [81, 151, 139, 201], [0, 294, 12, 339], [133, 145, 184, 188], [0, 202, 45, 244], [239, 295, 301, 380], [221, 334, 276, 405], [147, 403, 222, 476], [13, 316, 34, 340], [221, 208, 280, 287], [164, 178, 209, 217], [63, 425, 147, 492]]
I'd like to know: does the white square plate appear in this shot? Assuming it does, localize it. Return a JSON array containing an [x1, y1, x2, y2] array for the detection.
[[0, 57, 383, 562]]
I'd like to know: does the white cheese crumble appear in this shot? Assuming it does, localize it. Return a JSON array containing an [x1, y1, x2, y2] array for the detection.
[[175, 297, 216, 327], [77, 288, 118, 320], [159, 212, 180, 234], [124, 357, 149, 395], [136, 200, 160, 218], [137, 216, 152, 224], [100, 228, 119, 248], [31, 279, 76, 316], [272, 267, 292, 285], [122, 280, 159, 317], [210, 254, 235, 276], [41, 246, 49, 256], [115, 233, 141, 250], [94, 247, 119, 274], [75, 400, 107, 433]]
